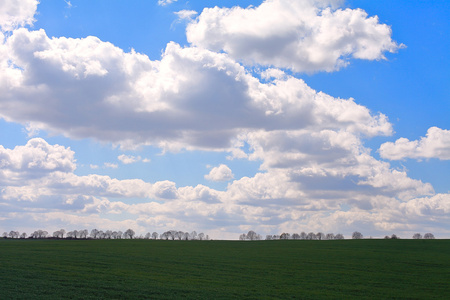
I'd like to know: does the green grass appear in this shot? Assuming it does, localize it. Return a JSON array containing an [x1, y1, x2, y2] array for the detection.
[[1, 239, 449, 299]]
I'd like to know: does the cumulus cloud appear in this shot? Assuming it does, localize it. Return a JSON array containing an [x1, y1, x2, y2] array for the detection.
[[205, 164, 234, 182], [0, 28, 392, 151], [0, 138, 76, 182], [0, 0, 38, 31], [400, 194, 450, 217], [379, 127, 450, 160], [186, 0, 402, 72], [0, 139, 183, 208], [0, 137, 446, 238], [227, 130, 433, 206]]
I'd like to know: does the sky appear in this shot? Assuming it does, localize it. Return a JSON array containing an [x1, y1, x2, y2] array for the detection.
[[0, 0, 449, 239]]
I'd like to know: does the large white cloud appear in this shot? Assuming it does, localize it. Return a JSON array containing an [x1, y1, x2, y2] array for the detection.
[[0, 28, 392, 151], [0, 0, 38, 31], [186, 0, 402, 72], [379, 127, 450, 160]]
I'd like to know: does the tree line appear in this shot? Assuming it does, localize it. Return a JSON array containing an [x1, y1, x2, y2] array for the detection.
[[239, 230, 436, 240], [239, 231, 346, 241], [2, 229, 209, 240], [352, 231, 435, 240]]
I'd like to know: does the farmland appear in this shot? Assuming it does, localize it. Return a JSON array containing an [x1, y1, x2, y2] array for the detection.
[[1, 239, 449, 299]]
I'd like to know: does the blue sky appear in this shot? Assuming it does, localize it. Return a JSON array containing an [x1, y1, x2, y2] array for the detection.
[[0, 0, 449, 239]]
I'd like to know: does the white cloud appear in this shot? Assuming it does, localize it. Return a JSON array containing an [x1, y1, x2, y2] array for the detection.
[[260, 68, 287, 81], [400, 194, 450, 217], [64, 1, 72, 9], [175, 10, 198, 21], [118, 154, 141, 164], [0, 137, 447, 239], [0, 0, 38, 31], [0, 138, 76, 181], [186, 0, 402, 72], [0, 29, 392, 151], [379, 127, 450, 160], [205, 164, 234, 182], [23, 122, 40, 137], [118, 154, 150, 164], [158, 0, 178, 7], [227, 129, 433, 207], [104, 162, 118, 169]]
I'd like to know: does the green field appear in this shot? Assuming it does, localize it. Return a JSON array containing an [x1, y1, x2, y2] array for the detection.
[[1, 239, 449, 299]]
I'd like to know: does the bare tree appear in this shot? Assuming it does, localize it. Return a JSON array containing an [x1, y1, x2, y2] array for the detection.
[[20, 232, 27, 239], [245, 230, 261, 241], [2, 232, 7, 238], [53, 229, 65, 239], [31, 230, 48, 239], [334, 233, 344, 240], [326, 233, 335, 240], [412, 233, 422, 239], [352, 231, 363, 239], [198, 233, 205, 240], [391, 234, 399, 239], [9, 231, 19, 239], [152, 232, 159, 240], [169, 230, 178, 240], [306, 232, 316, 240], [292, 233, 300, 240], [80, 229, 88, 239], [316, 232, 326, 240], [90, 229, 100, 239], [300, 232, 307, 240], [124, 229, 135, 239], [424, 233, 435, 239], [280, 233, 290, 240], [162, 231, 172, 240], [104, 230, 112, 239]]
